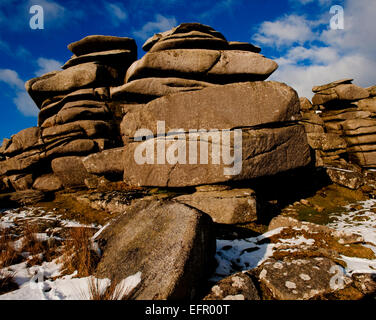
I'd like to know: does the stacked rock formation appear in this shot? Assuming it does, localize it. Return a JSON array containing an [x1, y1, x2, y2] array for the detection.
[[0, 23, 312, 223], [0, 35, 137, 191], [113, 23, 311, 188], [301, 79, 376, 168]]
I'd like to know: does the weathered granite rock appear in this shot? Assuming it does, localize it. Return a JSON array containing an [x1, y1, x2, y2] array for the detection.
[[204, 272, 260, 300], [8, 173, 34, 191], [175, 188, 257, 224], [38, 88, 110, 126], [111, 77, 216, 102], [349, 151, 376, 167], [299, 97, 313, 111], [357, 97, 376, 112], [123, 125, 310, 187], [51, 156, 92, 188], [0, 150, 42, 176], [142, 23, 227, 52], [125, 49, 278, 83], [95, 200, 215, 300], [62, 49, 136, 69], [32, 173, 63, 192], [300, 113, 325, 134], [228, 41, 261, 53], [2, 127, 41, 156], [41, 100, 111, 128], [256, 257, 350, 300], [26, 63, 119, 107], [121, 81, 301, 139], [82, 147, 124, 176], [325, 163, 364, 190], [41, 120, 113, 143], [306, 133, 347, 151], [148, 32, 229, 53], [312, 84, 369, 105], [312, 78, 354, 93], [68, 35, 137, 57]]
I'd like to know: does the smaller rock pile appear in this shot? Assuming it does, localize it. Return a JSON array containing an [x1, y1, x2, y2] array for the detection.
[[301, 79, 376, 168], [0, 35, 137, 191]]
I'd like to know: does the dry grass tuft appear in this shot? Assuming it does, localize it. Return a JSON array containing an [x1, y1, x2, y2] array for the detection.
[[0, 269, 18, 295], [61, 227, 100, 277], [86, 277, 131, 300], [0, 229, 20, 268]]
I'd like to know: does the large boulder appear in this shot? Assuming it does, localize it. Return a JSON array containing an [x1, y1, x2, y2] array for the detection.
[[121, 81, 301, 139], [123, 125, 310, 187], [125, 49, 278, 83], [95, 200, 215, 300]]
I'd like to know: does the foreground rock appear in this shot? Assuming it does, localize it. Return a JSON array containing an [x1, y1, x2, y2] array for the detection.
[[95, 200, 215, 300], [204, 272, 260, 300], [175, 188, 257, 224]]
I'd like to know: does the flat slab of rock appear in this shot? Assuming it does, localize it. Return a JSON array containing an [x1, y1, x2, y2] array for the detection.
[[125, 49, 278, 83], [121, 81, 301, 139], [26, 63, 119, 107], [95, 200, 215, 300], [312, 79, 353, 93], [204, 272, 260, 300], [62, 49, 136, 69], [68, 35, 137, 56], [123, 125, 310, 187], [111, 77, 216, 102], [82, 147, 124, 176], [175, 188, 257, 224], [41, 120, 112, 143], [41, 101, 111, 128], [38, 88, 109, 126]]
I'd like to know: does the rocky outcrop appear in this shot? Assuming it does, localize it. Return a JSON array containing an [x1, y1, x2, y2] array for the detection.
[[0, 35, 137, 192], [94, 200, 215, 300]]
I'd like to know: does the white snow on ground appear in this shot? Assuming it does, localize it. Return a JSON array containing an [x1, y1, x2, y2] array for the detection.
[[0, 257, 142, 300], [0, 207, 142, 300], [212, 200, 376, 281], [328, 199, 376, 275]]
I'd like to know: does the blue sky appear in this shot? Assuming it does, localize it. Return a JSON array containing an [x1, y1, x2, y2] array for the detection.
[[0, 0, 375, 142]]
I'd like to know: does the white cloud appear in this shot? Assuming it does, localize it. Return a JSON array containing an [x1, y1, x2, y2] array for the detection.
[[35, 57, 62, 76], [133, 14, 177, 40], [253, 15, 315, 47], [13, 91, 39, 117], [104, 2, 128, 27], [0, 69, 24, 89], [255, 0, 376, 99]]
